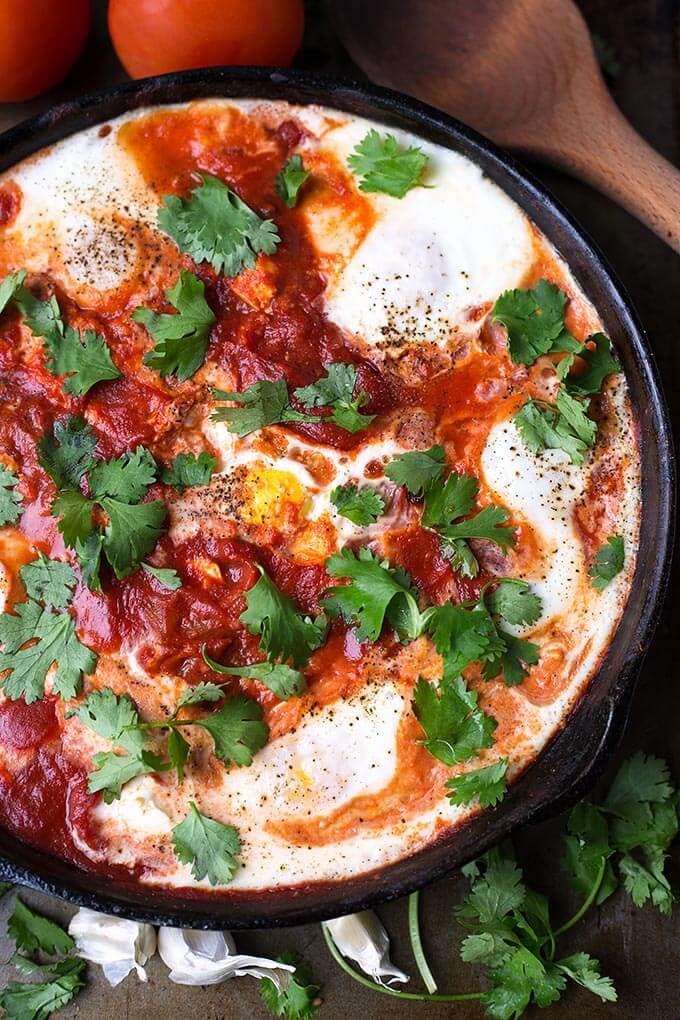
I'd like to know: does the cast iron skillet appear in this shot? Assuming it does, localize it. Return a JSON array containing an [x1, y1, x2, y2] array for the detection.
[[0, 68, 674, 929]]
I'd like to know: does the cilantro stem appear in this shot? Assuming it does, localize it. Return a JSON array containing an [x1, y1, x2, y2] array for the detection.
[[408, 892, 438, 993], [552, 855, 606, 939], [322, 927, 483, 1002]]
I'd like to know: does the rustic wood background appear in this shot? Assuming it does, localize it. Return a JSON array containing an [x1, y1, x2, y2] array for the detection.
[[0, 1, 678, 1017]]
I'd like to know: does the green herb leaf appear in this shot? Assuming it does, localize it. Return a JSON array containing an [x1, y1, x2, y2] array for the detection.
[[133, 270, 216, 381], [203, 649, 305, 700], [557, 332, 620, 396], [491, 279, 579, 365], [446, 759, 509, 808], [43, 326, 121, 396], [348, 129, 428, 198], [421, 470, 478, 528], [513, 394, 594, 465], [99, 497, 167, 579], [88, 446, 157, 504], [440, 536, 479, 578], [323, 546, 422, 643], [0, 961, 86, 1020], [440, 505, 516, 552], [413, 674, 496, 765], [212, 378, 321, 437], [20, 554, 76, 610], [171, 801, 241, 885], [563, 800, 617, 906], [260, 951, 321, 1020], [426, 601, 504, 677], [193, 695, 269, 767], [0, 464, 23, 527], [241, 568, 327, 668], [87, 751, 151, 802], [161, 451, 217, 492], [385, 445, 446, 494], [158, 174, 280, 277], [7, 898, 74, 956], [557, 953, 617, 1003], [176, 682, 225, 709], [0, 270, 26, 315], [589, 534, 624, 591], [74, 687, 149, 799], [52, 490, 95, 548], [486, 579, 542, 627], [142, 563, 182, 590], [276, 155, 311, 208], [294, 362, 375, 434], [330, 483, 385, 525], [38, 416, 98, 490], [482, 630, 540, 687]]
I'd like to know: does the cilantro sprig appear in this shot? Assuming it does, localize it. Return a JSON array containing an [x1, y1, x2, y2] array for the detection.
[[0, 463, 23, 526], [276, 155, 311, 208], [39, 416, 166, 587], [203, 648, 306, 701], [514, 390, 597, 466], [556, 332, 621, 396], [133, 270, 216, 381], [260, 951, 321, 1020], [158, 174, 280, 277], [294, 362, 376, 433], [348, 129, 429, 198], [446, 759, 509, 808], [0, 554, 96, 703], [491, 279, 581, 366], [330, 483, 385, 526], [172, 801, 241, 885], [241, 566, 327, 668], [589, 534, 625, 591], [413, 674, 496, 766], [161, 451, 217, 492]]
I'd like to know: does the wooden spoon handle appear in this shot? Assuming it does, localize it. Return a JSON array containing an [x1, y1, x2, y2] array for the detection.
[[528, 85, 680, 254]]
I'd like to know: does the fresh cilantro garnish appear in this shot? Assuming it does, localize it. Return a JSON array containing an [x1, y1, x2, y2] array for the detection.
[[589, 534, 625, 591], [347, 129, 428, 198], [441, 537, 480, 579], [189, 695, 269, 766], [457, 845, 616, 1016], [564, 752, 677, 915], [171, 801, 241, 885], [330, 483, 385, 525], [514, 390, 596, 465], [40, 418, 166, 585], [556, 332, 620, 396], [161, 451, 217, 492], [133, 270, 216, 381], [485, 579, 542, 627], [446, 759, 509, 808], [491, 279, 580, 365], [260, 951, 321, 1020], [176, 681, 225, 709], [212, 378, 321, 437], [13, 285, 120, 395], [73, 687, 151, 800], [482, 632, 541, 688], [276, 155, 311, 208], [7, 898, 74, 956], [439, 505, 516, 552], [413, 674, 496, 765], [0, 269, 26, 314], [426, 601, 504, 677], [0, 464, 23, 526], [323, 546, 423, 643], [158, 174, 280, 277], [241, 567, 327, 668], [0, 556, 96, 703], [203, 648, 305, 700], [294, 362, 376, 433], [421, 470, 477, 527], [384, 445, 446, 494], [142, 563, 182, 590]]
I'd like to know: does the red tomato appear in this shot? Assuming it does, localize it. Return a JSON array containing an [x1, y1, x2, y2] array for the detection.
[[108, 0, 304, 79], [0, 0, 91, 102]]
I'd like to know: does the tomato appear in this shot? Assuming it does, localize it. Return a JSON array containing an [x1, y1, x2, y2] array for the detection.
[[108, 0, 304, 79], [0, 0, 91, 102]]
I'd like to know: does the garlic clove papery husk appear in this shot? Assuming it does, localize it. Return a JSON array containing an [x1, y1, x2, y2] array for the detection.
[[323, 910, 409, 986], [158, 927, 296, 989], [68, 907, 157, 987]]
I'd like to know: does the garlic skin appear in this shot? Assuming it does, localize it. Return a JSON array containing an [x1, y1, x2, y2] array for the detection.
[[323, 911, 408, 986], [158, 927, 295, 989], [68, 908, 157, 987]]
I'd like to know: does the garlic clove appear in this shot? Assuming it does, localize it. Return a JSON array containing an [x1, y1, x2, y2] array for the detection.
[[158, 927, 295, 989], [68, 908, 157, 988], [323, 910, 408, 986]]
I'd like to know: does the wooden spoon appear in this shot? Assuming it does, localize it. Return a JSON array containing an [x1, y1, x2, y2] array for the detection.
[[328, 0, 680, 253]]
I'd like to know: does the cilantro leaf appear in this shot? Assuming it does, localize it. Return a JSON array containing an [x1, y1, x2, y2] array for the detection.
[[276, 155, 311, 208], [483, 631, 540, 687], [0, 962, 86, 1020], [491, 279, 579, 365], [14, 288, 62, 344], [557, 332, 620, 396], [426, 601, 504, 677], [422, 470, 477, 528], [0, 464, 23, 526], [441, 536, 479, 578], [176, 682, 225, 709], [74, 687, 150, 799], [330, 483, 385, 525], [158, 174, 280, 277], [605, 751, 673, 812], [514, 395, 593, 465], [20, 554, 76, 609], [619, 850, 673, 914], [44, 325, 120, 396], [0, 600, 96, 703], [7, 898, 74, 956], [142, 563, 182, 590], [457, 845, 526, 927], [171, 801, 241, 885], [161, 451, 217, 492], [52, 490, 95, 548], [88, 445, 157, 503], [38, 416, 97, 489], [203, 649, 305, 700], [557, 953, 617, 1002], [589, 534, 624, 591], [260, 951, 321, 1020], [485, 949, 565, 1017], [446, 759, 509, 808], [87, 751, 151, 801], [294, 362, 375, 434], [347, 129, 428, 198], [385, 445, 446, 494], [323, 546, 422, 643], [212, 378, 320, 437], [0, 269, 26, 314], [241, 567, 327, 668], [99, 497, 167, 579], [412, 674, 496, 765], [193, 695, 269, 767], [167, 728, 190, 781], [563, 800, 617, 906], [486, 579, 542, 627], [440, 505, 516, 552], [133, 271, 216, 381]]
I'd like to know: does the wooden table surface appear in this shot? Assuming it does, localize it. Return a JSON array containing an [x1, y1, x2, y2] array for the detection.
[[1, 2, 679, 1018]]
